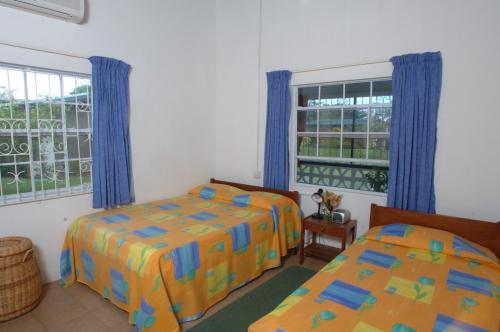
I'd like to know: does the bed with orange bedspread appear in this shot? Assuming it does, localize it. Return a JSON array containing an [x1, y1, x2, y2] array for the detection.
[[61, 183, 301, 332], [249, 224, 500, 332]]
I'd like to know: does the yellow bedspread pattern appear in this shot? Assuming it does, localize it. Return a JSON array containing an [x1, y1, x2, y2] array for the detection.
[[60, 183, 301, 332], [250, 224, 500, 332]]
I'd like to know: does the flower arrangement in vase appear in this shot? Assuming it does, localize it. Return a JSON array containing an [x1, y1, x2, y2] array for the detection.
[[320, 191, 343, 221]]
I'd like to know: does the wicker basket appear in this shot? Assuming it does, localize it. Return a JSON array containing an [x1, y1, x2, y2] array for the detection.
[[0, 237, 42, 322]]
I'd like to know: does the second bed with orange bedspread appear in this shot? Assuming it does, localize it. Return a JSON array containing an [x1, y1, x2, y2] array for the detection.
[[250, 224, 500, 332]]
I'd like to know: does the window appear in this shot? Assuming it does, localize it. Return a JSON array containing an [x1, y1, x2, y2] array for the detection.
[[0, 63, 92, 205], [293, 78, 392, 193]]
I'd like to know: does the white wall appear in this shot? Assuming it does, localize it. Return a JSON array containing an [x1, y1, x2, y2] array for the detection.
[[0, 0, 216, 282], [215, 0, 500, 234]]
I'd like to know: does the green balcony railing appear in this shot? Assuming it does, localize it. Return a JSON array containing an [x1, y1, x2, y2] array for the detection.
[[297, 159, 389, 193]]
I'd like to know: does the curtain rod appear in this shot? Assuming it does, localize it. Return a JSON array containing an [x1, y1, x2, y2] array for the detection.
[[0, 40, 89, 60], [292, 59, 390, 74]]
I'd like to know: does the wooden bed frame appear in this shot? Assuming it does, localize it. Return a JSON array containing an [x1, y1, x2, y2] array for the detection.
[[369, 204, 500, 257], [210, 178, 300, 205]]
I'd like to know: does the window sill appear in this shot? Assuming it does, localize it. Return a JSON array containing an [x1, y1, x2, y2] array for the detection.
[[290, 182, 388, 198], [0, 191, 92, 207]]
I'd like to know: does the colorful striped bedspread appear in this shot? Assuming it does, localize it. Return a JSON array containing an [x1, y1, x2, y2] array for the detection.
[[249, 224, 500, 332], [60, 183, 301, 332]]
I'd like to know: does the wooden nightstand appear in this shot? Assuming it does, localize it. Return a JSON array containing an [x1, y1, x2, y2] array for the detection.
[[299, 215, 357, 264]]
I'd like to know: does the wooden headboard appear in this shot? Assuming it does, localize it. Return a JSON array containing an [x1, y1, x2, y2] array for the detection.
[[369, 204, 500, 257], [210, 178, 300, 206]]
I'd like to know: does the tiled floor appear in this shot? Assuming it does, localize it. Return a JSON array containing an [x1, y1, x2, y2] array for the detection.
[[0, 255, 326, 332]]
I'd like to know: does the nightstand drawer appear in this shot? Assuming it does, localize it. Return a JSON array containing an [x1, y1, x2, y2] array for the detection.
[[303, 221, 326, 233], [322, 226, 344, 238]]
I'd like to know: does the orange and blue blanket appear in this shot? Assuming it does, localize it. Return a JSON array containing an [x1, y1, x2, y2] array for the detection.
[[60, 183, 301, 332], [250, 224, 500, 332]]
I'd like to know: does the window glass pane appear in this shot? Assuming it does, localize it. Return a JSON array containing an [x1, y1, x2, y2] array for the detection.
[[31, 137, 40, 161], [37, 103, 51, 120], [41, 162, 56, 190], [1, 165, 17, 195], [320, 84, 343, 106], [13, 135, 29, 162], [74, 78, 91, 105], [7, 164, 28, 194], [80, 160, 92, 191], [345, 82, 370, 105], [368, 136, 389, 160], [53, 134, 65, 160], [12, 101, 26, 120], [52, 103, 62, 121], [0, 69, 9, 109], [32, 162, 43, 191], [297, 110, 317, 132], [319, 109, 341, 132], [29, 104, 38, 129], [35, 73, 50, 102], [0, 107, 10, 121], [9, 73, 26, 118], [17, 164, 33, 194], [55, 161, 67, 189], [49, 75, 61, 100], [8, 70, 25, 103], [319, 135, 340, 158], [68, 160, 81, 187], [0, 134, 13, 163], [65, 104, 77, 128], [372, 80, 392, 104], [297, 135, 317, 156], [77, 111, 90, 129], [298, 86, 319, 107], [26, 72, 37, 102], [63, 76, 77, 103], [343, 108, 368, 132], [0, 103, 9, 119], [370, 108, 391, 132], [39, 134, 55, 161], [67, 136, 79, 159], [342, 135, 366, 159], [79, 135, 91, 158]]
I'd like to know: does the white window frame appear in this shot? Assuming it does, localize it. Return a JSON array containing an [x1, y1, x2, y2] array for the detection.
[[289, 77, 392, 196], [0, 62, 93, 206]]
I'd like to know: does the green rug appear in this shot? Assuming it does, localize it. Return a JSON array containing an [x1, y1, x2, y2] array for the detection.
[[187, 265, 316, 332]]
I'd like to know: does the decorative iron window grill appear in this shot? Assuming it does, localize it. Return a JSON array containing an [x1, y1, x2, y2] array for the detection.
[[297, 160, 389, 193], [0, 63, 92, 205]]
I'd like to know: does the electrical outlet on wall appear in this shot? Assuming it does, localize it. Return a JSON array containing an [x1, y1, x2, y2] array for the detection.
[[253, 170, 261, 179]]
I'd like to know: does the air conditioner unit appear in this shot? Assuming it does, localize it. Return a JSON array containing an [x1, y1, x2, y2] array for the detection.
[[0, 0, 84, 23]]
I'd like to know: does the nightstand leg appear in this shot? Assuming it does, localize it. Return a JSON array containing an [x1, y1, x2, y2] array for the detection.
[[299, 222, 305, 264]]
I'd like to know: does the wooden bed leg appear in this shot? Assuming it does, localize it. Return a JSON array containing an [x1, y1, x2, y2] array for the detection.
[[299, 219, 306, 264]]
